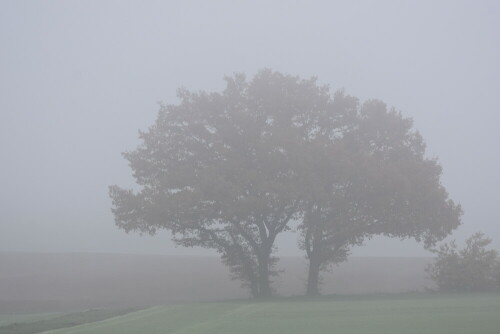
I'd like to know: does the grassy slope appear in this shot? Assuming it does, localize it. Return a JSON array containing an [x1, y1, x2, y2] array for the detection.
[[0, 309, 137, 334], [0, 314, 61, 327], [41, 294, 500, 334]]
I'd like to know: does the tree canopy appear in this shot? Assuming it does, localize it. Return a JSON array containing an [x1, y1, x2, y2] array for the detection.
[[298, 99, 462, 295], [109, 70, 462, 297]]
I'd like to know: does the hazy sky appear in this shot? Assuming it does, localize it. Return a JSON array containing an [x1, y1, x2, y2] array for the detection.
[[1, 0, 499, 257]]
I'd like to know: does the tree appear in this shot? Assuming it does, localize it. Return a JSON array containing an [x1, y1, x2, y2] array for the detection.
[[298, 100, 463, 296], [109, 70, 331, 298], [109, 69, 462, 298], [427, 232, 500, 292]]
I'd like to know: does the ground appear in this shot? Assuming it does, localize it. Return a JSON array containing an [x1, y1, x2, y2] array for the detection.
[[3, 294, 498, 334]]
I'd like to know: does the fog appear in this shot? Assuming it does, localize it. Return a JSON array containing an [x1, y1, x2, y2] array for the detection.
[[1, 0, 499, 259]]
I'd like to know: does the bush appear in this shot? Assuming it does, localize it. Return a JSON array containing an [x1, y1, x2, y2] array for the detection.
[[427, 232, 500, 292]]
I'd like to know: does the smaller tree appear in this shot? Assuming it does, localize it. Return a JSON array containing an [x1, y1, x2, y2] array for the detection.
[[427, 232, 500, 292], [298, 99, 462, 296]]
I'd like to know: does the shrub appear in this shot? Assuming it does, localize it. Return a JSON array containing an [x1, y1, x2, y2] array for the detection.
[[427, 232, 500, 292]]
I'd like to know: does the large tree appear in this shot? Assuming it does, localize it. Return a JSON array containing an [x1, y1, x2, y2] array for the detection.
[[109, 70, 461, 298], [299, 100, 463, 295], [109, 70, 331, 297]]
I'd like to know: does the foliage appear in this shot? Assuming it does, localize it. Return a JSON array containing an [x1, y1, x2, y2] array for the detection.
[[297, 100, 462, 295], [110, 70, 327, 297], [427, 232, 500, 292], [109, 69, 462, 297]]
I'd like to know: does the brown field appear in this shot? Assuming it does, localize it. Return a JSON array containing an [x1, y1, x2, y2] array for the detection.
[[0, 253, 433, 313]]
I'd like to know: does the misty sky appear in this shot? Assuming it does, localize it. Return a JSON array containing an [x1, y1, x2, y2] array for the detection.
[[1, 0, 499, 257]]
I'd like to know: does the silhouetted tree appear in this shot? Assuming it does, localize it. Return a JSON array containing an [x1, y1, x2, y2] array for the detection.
[[109, 69, 462, 298], [427, 232, 500, 292], [110, 70, 332, 297], [299, 100, 462, 296]]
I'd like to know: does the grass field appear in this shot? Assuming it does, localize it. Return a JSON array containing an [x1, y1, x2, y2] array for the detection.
[[35, 293, 500, 334], [0, 313, 62, 327], [0, 308, 137, 334]]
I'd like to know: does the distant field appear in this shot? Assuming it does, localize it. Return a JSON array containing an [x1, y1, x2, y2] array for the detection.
[[0, 253, 433, 312], [0, 308, 137, 334], [0, 313, 61, 327], [37, 294, 500, 334]]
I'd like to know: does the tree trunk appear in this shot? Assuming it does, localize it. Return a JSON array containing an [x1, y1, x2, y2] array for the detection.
[[306, 255, 321, 296], [257, 255, 272, 298], [249, 277, 259, 298], [305, 222, 324, 297]]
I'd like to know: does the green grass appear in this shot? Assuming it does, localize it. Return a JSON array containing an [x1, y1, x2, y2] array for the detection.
[[11, 294, 500, 334], [0, 314, 62, 328], [0, 308, 138, 334]]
